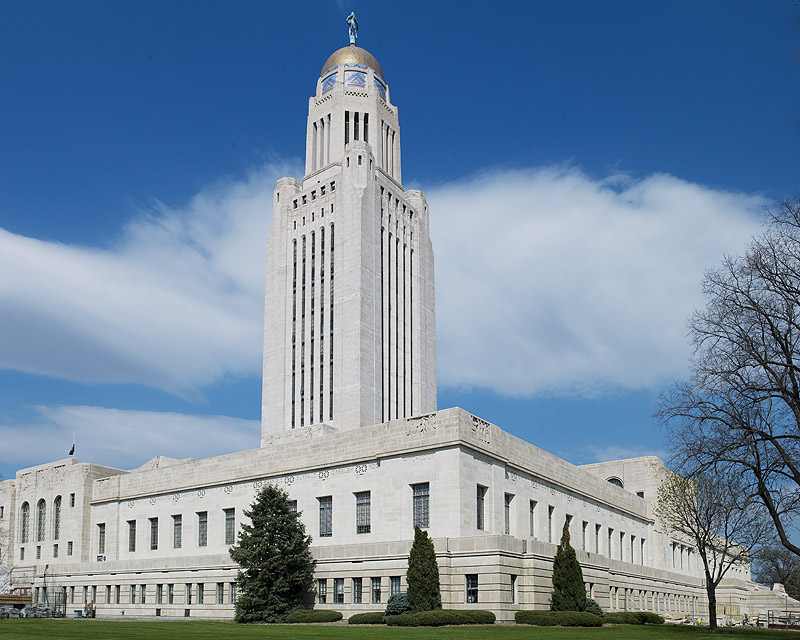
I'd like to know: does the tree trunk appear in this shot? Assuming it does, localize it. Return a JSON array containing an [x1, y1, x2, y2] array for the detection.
[[706, 577, 718, 632]]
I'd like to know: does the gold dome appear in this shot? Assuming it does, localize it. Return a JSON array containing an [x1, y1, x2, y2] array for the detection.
[[320, 45, 385, 81]]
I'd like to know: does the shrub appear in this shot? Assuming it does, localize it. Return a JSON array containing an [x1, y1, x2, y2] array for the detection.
[[385, 592, 412, 616], [407, 526, 442, 612], [551, 521, 586, 612], [386, 609, 495, 626], [348, 612, 386, 624], [585, 598, 603, 616], [636, 611, 665, 625], [283, 609, 343, 623], [604, 611, 642, 624], [515, 610, 602, 627]]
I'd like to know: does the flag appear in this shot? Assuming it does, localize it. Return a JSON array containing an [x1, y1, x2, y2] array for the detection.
[[69, 444, 75, 456]]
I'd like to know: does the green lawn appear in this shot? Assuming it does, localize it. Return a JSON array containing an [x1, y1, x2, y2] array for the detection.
[[0, 621, 797, 640]]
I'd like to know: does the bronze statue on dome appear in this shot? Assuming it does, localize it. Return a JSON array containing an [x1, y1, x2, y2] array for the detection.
[[346, 12, 358, 45]]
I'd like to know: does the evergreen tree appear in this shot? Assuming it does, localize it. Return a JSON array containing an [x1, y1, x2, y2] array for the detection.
[[551, 521, 586, 611], [229, 484, 314, 623], [406, 526, 441, 612]]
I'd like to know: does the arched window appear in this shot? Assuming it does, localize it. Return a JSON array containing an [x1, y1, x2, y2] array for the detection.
[[53, 496, 62, 540], [606, 476, 624, 489], [36, 499, 46, 542], [20, 502, 30, 543]]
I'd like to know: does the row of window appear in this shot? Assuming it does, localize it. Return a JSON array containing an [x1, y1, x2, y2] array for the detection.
[[315, 575, 483, 605], [291, 181, 335, 210], [19, 540, 74, 562], [35, 582, 238, 607], [314, 482, 429, 538], [108, 509, 236, 555], [18, 494, 76, 543]]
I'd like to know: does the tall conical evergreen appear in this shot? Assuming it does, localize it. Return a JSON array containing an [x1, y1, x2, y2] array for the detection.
[[406, 526, 441, 612], [551, 521, 587, 611], [229, 484, 314, 622]]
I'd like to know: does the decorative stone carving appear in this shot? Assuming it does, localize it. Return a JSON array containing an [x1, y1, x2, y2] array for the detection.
[[405, 414, 436, 437], [223, 485, 234, 495], [197, 489, 206, 499], [318, 470, 330, 481], [471, 416, 491, 444]]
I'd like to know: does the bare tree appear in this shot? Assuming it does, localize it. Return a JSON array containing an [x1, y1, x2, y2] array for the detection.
[[655, 471, 769, 630], [0, 506, 10, 594], [659, 197, 800, 557], [753, 543, 800, 589]]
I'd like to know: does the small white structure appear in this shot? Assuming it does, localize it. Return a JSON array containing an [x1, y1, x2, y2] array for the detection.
[[0, 33, 793, 622]]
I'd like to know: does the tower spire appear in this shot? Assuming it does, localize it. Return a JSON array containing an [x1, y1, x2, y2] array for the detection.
[[346, 12, 358, 46]]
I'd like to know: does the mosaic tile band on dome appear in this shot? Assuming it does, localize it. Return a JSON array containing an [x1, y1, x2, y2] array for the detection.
[[320, 45, 385, 82]]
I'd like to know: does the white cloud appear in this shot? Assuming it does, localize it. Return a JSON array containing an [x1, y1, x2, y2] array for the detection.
[[0, 162, 298, 397], [428, 166, 765, 396], [0, 405, 260, 472], [0, 161, 765, 402]]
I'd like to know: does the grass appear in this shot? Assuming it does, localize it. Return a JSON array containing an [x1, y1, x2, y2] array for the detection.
[[1, 620, 799, 640]]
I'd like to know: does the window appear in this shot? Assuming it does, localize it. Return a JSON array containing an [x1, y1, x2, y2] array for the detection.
[[150, 517, 159, 550], [198, 512, 207, 547], [70, 493, 75, 507], [582, 521, 588, 551], [595, 524, 601, 554], [511, 574, 517, 603], [157, 584, 163, 604], [115, 585, 120, 604], [98, 523, 106, 555], [641, 538, 646, 565], [224, 508, 235, 545], [173, 515, 182, 548], [217, 583, 224, 604], [548, 506, 554, 543], [412, 483, 429, 528], [466, 574, 479, 603], [0, 505, 4, 518], [317, 579, 327, 604], [353, 578, 362, 604], [289, 500, 297, 513], [355, 491, 371, 534], [319, 496, 332, 537], [529, 500, 537, 538], [20, 502, 29, 542], [53, 496, 61, 540], [36, 499, 46, 541], [390, 576, 401, 597], [19, 548, 24, 561], [128, 520, 136, 552], [130, 585, 136, 604], [230, 583, 237, 603], [186, 584, 192, 605], [53, 544, 58, 558], [504, 493, 514, 535], [371, 577, 381, 604], [608, 528, 614, 558], [141, 584, 146, 604], [620, 531, 625, 561], [334, 578, 344, 604], [67, 541, 73, 556], [631, 535, 636, 563], [476, 485, 487, 530], [168, 583, 174, 604], [106, 585, 111, 604], [36, 545, 41, 559], [636, 491, 645, 499], [197, 583, 204, 605]]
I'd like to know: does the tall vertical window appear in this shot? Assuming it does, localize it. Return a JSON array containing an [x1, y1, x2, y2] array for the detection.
[[355, 491, 371, 534], [150, 517, 159, 550], [173, 515, 182, 549], [595, 524, 601, 553], [631, 535, 636, 563], [224, 508, 235, 545], [334, 578, 344, 604], [217, 583, 224, 604], [547, 506, 555, 543], [466, 574, 479, 603], [620, 531, 625, 561], [53, 496, 61, 540], [185, 584, 192, 605], [608, 528, 614, 558], [390, 576, 401, 596], [198, 512, 208, 547], [168, 583, 174, 604], [476, 485, 487, 531], [20, 502, 30, 543], [289, 500, 297, 513], [529, 500, 537, 538], [371, 577, 381, 604], [106, 585, 111, 604], [511, 575, 517, 604], [352, 578, 362, 604], [582, 521, 588, 551], [641, 538, 646, 565], [230, 583, 237, 603], [412, 483, 429, 528], [128, 520, 136, 552], [317, 579, 327, 604], [97, 523, 106, 555], [157, 584, 163, 604], [197, 583, 204, 605], [504, 493, 514, 535], [130, 585, 136, 604], [140, 585, 146, 604], [36, 499, 46, 542], [319, 496, 332, 537]]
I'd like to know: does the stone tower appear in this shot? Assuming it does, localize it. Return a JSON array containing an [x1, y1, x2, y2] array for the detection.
[[261, 39, 436, 442]]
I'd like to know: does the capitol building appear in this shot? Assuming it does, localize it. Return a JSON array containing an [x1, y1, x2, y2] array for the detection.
[[0, 29, 790, 622]]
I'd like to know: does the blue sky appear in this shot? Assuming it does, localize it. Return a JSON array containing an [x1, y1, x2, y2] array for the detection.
[[0, 1, 798, 483]]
